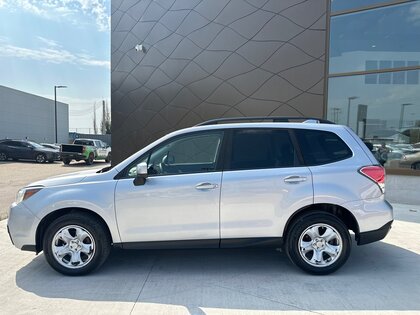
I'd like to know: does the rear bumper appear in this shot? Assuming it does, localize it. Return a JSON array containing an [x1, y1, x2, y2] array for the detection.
[[357, 220, 393, 245], [60, 152, 86, 160]]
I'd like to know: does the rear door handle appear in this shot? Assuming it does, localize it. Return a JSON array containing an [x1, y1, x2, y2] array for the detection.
[[284, 175, 307, 184], [195, 182, 218, 190]]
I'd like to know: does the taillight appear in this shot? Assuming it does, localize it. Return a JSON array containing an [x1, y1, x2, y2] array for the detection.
[[359, 165, 385, 193]]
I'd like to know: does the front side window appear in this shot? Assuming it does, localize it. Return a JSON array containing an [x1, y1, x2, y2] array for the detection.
[[127, 131, 224, 177], [227, 129, 297, 171]]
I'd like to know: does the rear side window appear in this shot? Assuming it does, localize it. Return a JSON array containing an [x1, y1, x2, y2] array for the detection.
[[295, 129, 352, 166], [228, 129, 298, 171]]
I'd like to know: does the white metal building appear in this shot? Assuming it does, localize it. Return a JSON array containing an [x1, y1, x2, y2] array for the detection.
[[0, 85, 69, 144]]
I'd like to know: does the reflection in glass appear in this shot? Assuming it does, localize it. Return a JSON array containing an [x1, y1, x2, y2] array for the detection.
[[330, 1, 420, 74], [327, 70, 420, 169]]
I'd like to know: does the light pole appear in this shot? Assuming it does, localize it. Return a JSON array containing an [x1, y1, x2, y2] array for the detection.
[[399, 103, 413, 130], [54, 85, 67, 143], [346, 96, 358, 127]]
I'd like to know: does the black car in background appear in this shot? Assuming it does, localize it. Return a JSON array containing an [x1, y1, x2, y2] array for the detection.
[[0, 139, 60, 163]]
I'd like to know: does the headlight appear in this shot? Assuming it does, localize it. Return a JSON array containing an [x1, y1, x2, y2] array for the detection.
[[16, 187, 43, 204]]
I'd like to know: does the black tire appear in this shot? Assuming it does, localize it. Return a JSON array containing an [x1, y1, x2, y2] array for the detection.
[[285, 212, 351, 275], [63, 159, 71, 165], [0, 152, 8, 161], [35, 153, 47, 163], [42, 212, 111, 276], [85, 153, 94, 165], [105, 153, 111, 163]]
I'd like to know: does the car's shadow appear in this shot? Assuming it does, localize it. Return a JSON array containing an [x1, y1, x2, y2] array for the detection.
[[15, 241, 420, 313]]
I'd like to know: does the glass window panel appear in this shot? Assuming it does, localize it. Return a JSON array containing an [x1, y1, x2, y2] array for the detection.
[[331, 0, 392, 12], [327, 70, 420, 170], [392, 71, 405, 84], [329, 2, 420, 74], [378, 72, 391, 84], [228, 129, 297, 170], [365, 74, 378, 84]]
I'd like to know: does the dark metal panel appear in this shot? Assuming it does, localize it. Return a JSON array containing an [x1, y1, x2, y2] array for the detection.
[[111, 0, 328, 163]]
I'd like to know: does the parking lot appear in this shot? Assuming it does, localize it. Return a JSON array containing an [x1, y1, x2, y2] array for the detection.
[[0, 160, 110, 220]]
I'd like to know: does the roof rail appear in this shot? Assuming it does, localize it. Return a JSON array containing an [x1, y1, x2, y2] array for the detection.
[[195, 116, 335, 126]]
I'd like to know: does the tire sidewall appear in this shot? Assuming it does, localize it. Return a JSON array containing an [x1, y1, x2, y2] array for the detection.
[[86, 153, 94, 165], [0, 152, 7, 161], [286, 213, 351, 275], [43, 213, 110, 276]]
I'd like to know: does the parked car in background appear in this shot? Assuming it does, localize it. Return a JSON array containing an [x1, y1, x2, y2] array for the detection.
[[7, 117, 393, 276], [0, 139, 59, 163], [60, 139, 111, 165], [41, 143, 61, 150], [399, 151, 420, 170]]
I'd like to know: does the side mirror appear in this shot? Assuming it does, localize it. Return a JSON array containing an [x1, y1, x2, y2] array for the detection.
[[133, 162, 148, 186]]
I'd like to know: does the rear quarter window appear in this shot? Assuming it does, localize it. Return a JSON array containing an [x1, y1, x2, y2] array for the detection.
[[295, 129, 352, 166]]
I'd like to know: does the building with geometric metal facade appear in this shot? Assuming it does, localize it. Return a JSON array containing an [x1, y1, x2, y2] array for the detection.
[[111, 0, 420, 177]]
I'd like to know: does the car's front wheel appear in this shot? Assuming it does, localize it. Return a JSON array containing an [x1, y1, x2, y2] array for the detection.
[[43, 213, 111, 276], [35, 153, 46, 163], [0, 152, 7, 161], [285, 212, 351, 275]]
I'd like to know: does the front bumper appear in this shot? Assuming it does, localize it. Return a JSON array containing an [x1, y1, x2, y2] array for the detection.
[[357, 220, 393, 245], [7, 202, 39, 251]]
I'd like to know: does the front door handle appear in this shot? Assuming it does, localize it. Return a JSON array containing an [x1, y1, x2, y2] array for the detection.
[[284, 175, 307, 184], [195, 182, 218, 190]]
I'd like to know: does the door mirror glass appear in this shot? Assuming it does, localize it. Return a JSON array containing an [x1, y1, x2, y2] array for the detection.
[[134, 162, 148, 186], [136, 162, 148, 177]]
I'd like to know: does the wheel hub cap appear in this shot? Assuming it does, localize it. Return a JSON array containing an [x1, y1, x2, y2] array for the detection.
[[298, 223, 343, 267], [51, 225, 95, 269]]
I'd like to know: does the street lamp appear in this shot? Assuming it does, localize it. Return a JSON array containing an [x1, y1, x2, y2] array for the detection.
[[346, 96, 358, 127], [54, 85, 67, 143], [399, 103, 413, 130]]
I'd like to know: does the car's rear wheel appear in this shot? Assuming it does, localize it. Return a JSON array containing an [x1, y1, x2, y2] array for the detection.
[[0, 152, 8, 161], [63, 158, 71, 165], [85, 153, 94, 165], [43, 213, 111, 276], [285, 212, 351, 275], [35, 153, 46, 163], [105, 152, 111, 163]]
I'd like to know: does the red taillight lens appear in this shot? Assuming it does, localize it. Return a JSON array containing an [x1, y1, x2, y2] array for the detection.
[[359, 165, 385, 192]]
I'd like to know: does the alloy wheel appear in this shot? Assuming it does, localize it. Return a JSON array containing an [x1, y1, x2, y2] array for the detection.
[[298, 223, 343, 267], [51, 225, 96, 269]]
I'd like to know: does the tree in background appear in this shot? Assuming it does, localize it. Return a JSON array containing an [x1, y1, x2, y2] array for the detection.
[[93, 102, 98, 134], [101, 100, 111, 134]]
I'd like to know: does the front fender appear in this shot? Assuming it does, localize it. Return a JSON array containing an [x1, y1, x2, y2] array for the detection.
[[23, 180, 121, 243]]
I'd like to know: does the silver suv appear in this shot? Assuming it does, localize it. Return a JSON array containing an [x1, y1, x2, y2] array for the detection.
[[7, 117, 393, 275]]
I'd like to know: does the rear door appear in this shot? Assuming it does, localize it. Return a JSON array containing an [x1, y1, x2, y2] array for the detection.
[[220, 128, 313, 244]]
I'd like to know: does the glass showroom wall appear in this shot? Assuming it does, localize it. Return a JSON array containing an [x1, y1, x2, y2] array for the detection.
[[328, 0, 420, 173]]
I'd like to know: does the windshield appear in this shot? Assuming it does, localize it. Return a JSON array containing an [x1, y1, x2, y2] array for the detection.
[[28, 141, 44, 149]]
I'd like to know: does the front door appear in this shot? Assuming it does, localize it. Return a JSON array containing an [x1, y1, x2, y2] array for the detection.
[[115, 131, 225, 245]]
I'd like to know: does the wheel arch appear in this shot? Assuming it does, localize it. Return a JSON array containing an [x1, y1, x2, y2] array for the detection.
[[283, 203, 360, 241], [35, 207, 113, 253]]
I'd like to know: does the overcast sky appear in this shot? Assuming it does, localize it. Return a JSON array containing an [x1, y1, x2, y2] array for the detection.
[[0, 0, 110, 133]]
